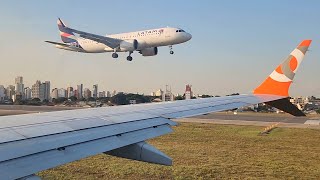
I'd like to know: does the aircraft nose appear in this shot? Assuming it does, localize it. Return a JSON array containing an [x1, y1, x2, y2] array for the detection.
[[186, 33, 192, 41]]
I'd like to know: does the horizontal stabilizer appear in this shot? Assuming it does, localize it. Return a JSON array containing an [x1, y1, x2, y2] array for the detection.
[[265, 98, 305, 116], [105, 141, 172, 166], [45, 41, 69, 47]]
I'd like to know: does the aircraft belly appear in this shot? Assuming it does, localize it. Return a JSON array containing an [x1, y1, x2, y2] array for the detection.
[[81, 43, 106, 53]]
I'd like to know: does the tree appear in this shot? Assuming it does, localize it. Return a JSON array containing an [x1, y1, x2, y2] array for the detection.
[[111, 93, 129, 105], [42, 99, 49, 104], [201, 95, 212, 98], [69, 96, 78, 102], [32, 98, 41, 102], [87, 97, 95, 102], [316, 109, 320, 114], [175, 95, 184, 100]]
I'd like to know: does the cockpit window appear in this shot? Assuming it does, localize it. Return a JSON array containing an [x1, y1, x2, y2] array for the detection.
[[176, 29, 185, 33]]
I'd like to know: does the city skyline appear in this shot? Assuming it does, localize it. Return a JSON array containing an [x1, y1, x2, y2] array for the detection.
[[1, 1, 320, 96]]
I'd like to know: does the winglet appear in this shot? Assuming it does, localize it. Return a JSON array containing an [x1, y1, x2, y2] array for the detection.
[[253, 40, 312, 96]]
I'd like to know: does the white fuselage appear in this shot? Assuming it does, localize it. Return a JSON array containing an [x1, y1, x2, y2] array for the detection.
[[70, 27, 191, 53]]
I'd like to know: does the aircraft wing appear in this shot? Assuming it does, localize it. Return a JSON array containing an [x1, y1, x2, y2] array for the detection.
[[0, 40, 311, 179], [68, 27, 122, 49]]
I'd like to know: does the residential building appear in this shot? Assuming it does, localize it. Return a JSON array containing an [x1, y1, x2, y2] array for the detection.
[[98, 91, 106, 98], [84, 88, 92, 99], [6, 85, 15, 100], [15, 76, 24, 98], [93, 84, 98, 98], [0, 85, 5, 101], [106, 91, 111, 97], [58, 88, 67, 98], [24, 87, 32, 100], [77, 84, 83, 99], [31, 80, 41, 99], [67, 87, 73, 98], [162, 85, 174, 102], [44, 81, 50, 100], [185, 84, 193, 100], [51, 88, 59, 99]]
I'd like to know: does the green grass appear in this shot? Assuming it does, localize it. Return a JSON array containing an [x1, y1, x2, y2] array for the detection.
[[38, 123, 320, 179]]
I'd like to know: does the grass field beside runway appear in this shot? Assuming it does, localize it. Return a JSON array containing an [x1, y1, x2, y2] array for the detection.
[[38, 123, 320, 179]]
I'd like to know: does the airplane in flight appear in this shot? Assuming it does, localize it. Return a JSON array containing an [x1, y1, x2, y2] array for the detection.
[[45, 18, 192, 61], [0, 40, 312, 179]]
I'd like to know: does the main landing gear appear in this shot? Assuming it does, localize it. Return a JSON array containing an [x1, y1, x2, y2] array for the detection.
[[111, 49, 133, 61], [127, 51, 133, 61], [112, 48, 118, 59], [112, 53, 118, 58], [169, 45, 174, 54]]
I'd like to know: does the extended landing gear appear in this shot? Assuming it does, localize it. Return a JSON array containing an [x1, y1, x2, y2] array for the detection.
[[169, 45, 174, 54], [127, 51, 133, 61], [112, 53, 118, 58], [112, 48, 118, 59]]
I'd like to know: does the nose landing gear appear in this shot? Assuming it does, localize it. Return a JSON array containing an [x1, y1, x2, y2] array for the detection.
[[169, 45, 174, 54]]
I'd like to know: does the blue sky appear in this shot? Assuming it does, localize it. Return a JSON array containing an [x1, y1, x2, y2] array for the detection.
[[0, 0, 319, 96]]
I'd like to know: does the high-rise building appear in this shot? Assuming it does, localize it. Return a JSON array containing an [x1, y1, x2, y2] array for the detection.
[[77, 84, 83, 99], [93, 84, 98, 98], [32, 80, 50, 101], [98, 91, 106, 98], [6, 85, 15, 100], [112, 90, 117, 97], [15, 76, 24, 97], [15, 76, 23, 84], [24, 87, 32, 100], [106, 91, 111, 97], [58, 88, 67, 98], [44, 81, 50, 100], [31, 80, 41, 99], [0, 85, 5, 101], [51, 88, 59, 99], [67, 87, 73, 98], [84, 88, 92, 99], [162, 85, 174, 102], [185, 84, 193, 100]]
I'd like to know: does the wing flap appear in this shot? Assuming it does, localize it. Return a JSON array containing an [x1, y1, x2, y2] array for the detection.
[[106, 141, 172, 166]]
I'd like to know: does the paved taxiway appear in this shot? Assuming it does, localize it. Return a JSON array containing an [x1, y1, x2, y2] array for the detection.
[[175, 112, 320, 129], [0, 105, 319, 128]]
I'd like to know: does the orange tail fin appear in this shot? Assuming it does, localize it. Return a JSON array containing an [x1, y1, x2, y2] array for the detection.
[[253, 40, 312, 96]]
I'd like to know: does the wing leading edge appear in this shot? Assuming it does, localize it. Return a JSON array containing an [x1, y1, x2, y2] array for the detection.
[[0, 40, 312, 179]]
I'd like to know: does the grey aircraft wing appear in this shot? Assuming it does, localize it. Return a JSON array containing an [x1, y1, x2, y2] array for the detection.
[[0, 94, 287, 180], [67, 27, 122, 49], [0, 40, 311, 179]]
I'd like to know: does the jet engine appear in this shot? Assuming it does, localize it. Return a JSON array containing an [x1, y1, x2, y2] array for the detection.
[[139, 47, 158, 56], [120, 39, 138, 51]]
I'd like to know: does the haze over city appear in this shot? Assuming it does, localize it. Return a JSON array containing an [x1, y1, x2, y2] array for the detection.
[[1, 0, 319, 96]]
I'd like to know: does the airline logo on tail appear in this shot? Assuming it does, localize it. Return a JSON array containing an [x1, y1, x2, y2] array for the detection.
[[57, 18, 77, 43], [254, 40, 312, 96]]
